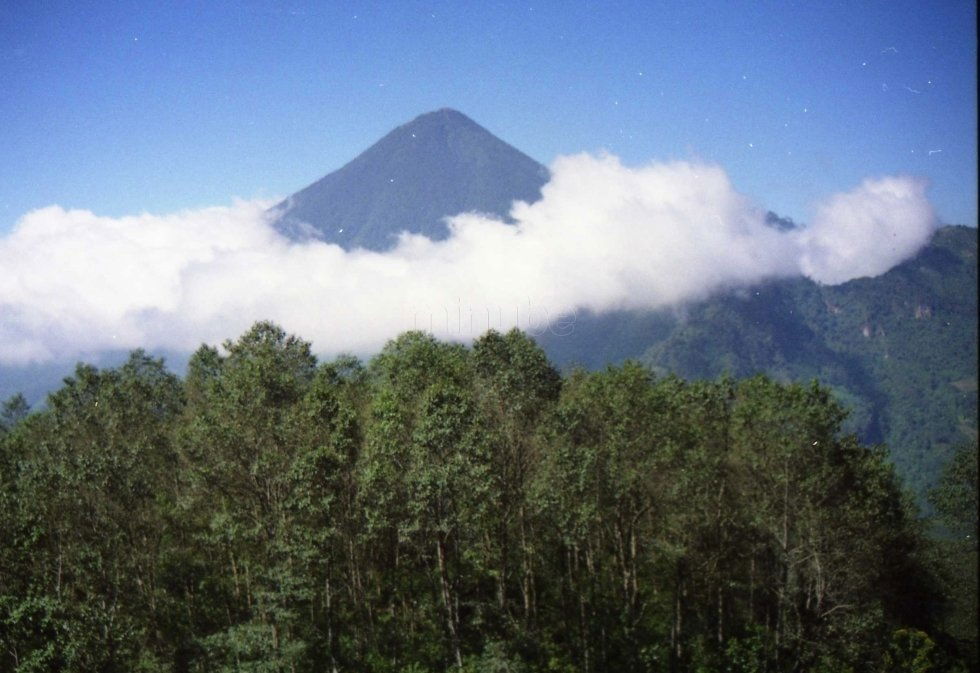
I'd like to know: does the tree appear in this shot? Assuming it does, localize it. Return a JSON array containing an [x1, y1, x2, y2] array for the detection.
[[929, 441, 978, 667], [472, 329, 561, 630], [536, 363, 681, 672], [0, 352, 184, 672], [361, 331, 491, 669], [179, 321, 320, 671], [0, 325, 959, 671], [0, 393, 29, 434], [930, 441, 978, 545]]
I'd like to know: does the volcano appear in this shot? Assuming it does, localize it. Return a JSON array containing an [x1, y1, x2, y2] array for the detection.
[[269, 108, 549, 251]]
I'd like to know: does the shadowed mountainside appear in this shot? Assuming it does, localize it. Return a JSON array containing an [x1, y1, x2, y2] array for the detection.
[[269, 108, 549, 250], [535, 225, 978, 496]]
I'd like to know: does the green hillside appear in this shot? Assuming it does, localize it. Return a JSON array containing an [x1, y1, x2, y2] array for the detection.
[[647, 226, 977, 497], [537, 226, 978, 498]]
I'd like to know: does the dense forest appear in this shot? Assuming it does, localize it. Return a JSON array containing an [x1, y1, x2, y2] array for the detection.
[[0, 322, 976, 672]]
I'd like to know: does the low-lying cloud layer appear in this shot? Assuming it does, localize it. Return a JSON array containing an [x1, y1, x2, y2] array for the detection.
[[0, 154, 936, 364]]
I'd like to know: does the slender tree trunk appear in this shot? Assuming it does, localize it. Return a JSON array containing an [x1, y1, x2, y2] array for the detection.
[[717, 585, 724, 644], [56, 544, 63, 598], [572, 544, 591, 673], [493, 527, 507, 611], [436, 536, 463, 669], [629, 527, 638, 611], [230, 551, 241, 599], [244, 560, 253, 611], [519, 505, 539, 625], [672, 564, 684, 665], [326, 575, 339, 673]]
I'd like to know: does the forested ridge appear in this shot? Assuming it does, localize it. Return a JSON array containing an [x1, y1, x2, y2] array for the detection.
[[537, 225, 979, 502], [1, 322, 975, 672]]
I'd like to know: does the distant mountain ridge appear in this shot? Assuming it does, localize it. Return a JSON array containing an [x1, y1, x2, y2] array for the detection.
[[535, 225, 978, 497], [269, 108, 549, 250]]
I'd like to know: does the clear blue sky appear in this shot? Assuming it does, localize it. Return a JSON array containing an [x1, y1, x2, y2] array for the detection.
[[1, 0, 976, 232]]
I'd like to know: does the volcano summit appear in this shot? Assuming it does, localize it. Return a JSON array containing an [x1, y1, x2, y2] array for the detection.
[[269, 109, 549, 251]]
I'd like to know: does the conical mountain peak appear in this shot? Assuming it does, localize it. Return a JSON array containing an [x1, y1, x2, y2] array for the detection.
[[401, 107, 482, 129], [270, 110, 549, 250], [414, 107, 473, 121]]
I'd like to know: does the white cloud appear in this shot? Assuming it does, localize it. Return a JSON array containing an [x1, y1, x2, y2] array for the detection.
[[0, 154, 937, 365], [794, 176, 936, 284]]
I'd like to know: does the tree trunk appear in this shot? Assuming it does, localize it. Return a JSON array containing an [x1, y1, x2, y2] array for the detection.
[[717, 585, 724, 644], [519, 505, 535, 624], [437, 536, 463, 668], [672, 565, 684, 665]]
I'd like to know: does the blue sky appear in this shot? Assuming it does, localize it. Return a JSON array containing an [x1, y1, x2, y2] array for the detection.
[[1, 0, 976, 232]]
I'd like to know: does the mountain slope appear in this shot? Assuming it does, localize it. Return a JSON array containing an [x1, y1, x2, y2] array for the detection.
[[802, 225, 978, 492], [269, 108, 549, 250], [536, 225, 978, 496]]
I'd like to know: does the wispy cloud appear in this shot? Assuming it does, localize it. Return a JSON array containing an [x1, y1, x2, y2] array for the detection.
[[0, 154, 937, 364]]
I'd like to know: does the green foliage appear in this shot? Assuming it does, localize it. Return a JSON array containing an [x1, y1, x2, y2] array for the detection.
[[0, 322, 968, 672], [723, 626, 773, 673], [881, 629, 942, 673], [0, 393, 30, 434], [633, 226, 979, 502], [929, 441, 978, 542], [0, 351, 184, 671], [927, 441, 978, 667]]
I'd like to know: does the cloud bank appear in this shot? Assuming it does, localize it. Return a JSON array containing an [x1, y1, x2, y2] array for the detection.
[[0, 154, 937, 364]]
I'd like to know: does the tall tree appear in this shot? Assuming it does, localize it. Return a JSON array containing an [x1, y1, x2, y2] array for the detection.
[[179, 321, 320, 671], [0, 352, 184, 672], [472, 329, 561, 630], [361, 331, 492, 669]]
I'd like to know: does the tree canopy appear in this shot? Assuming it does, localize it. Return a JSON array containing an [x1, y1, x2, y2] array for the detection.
[[0, 323, 974, 672]]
